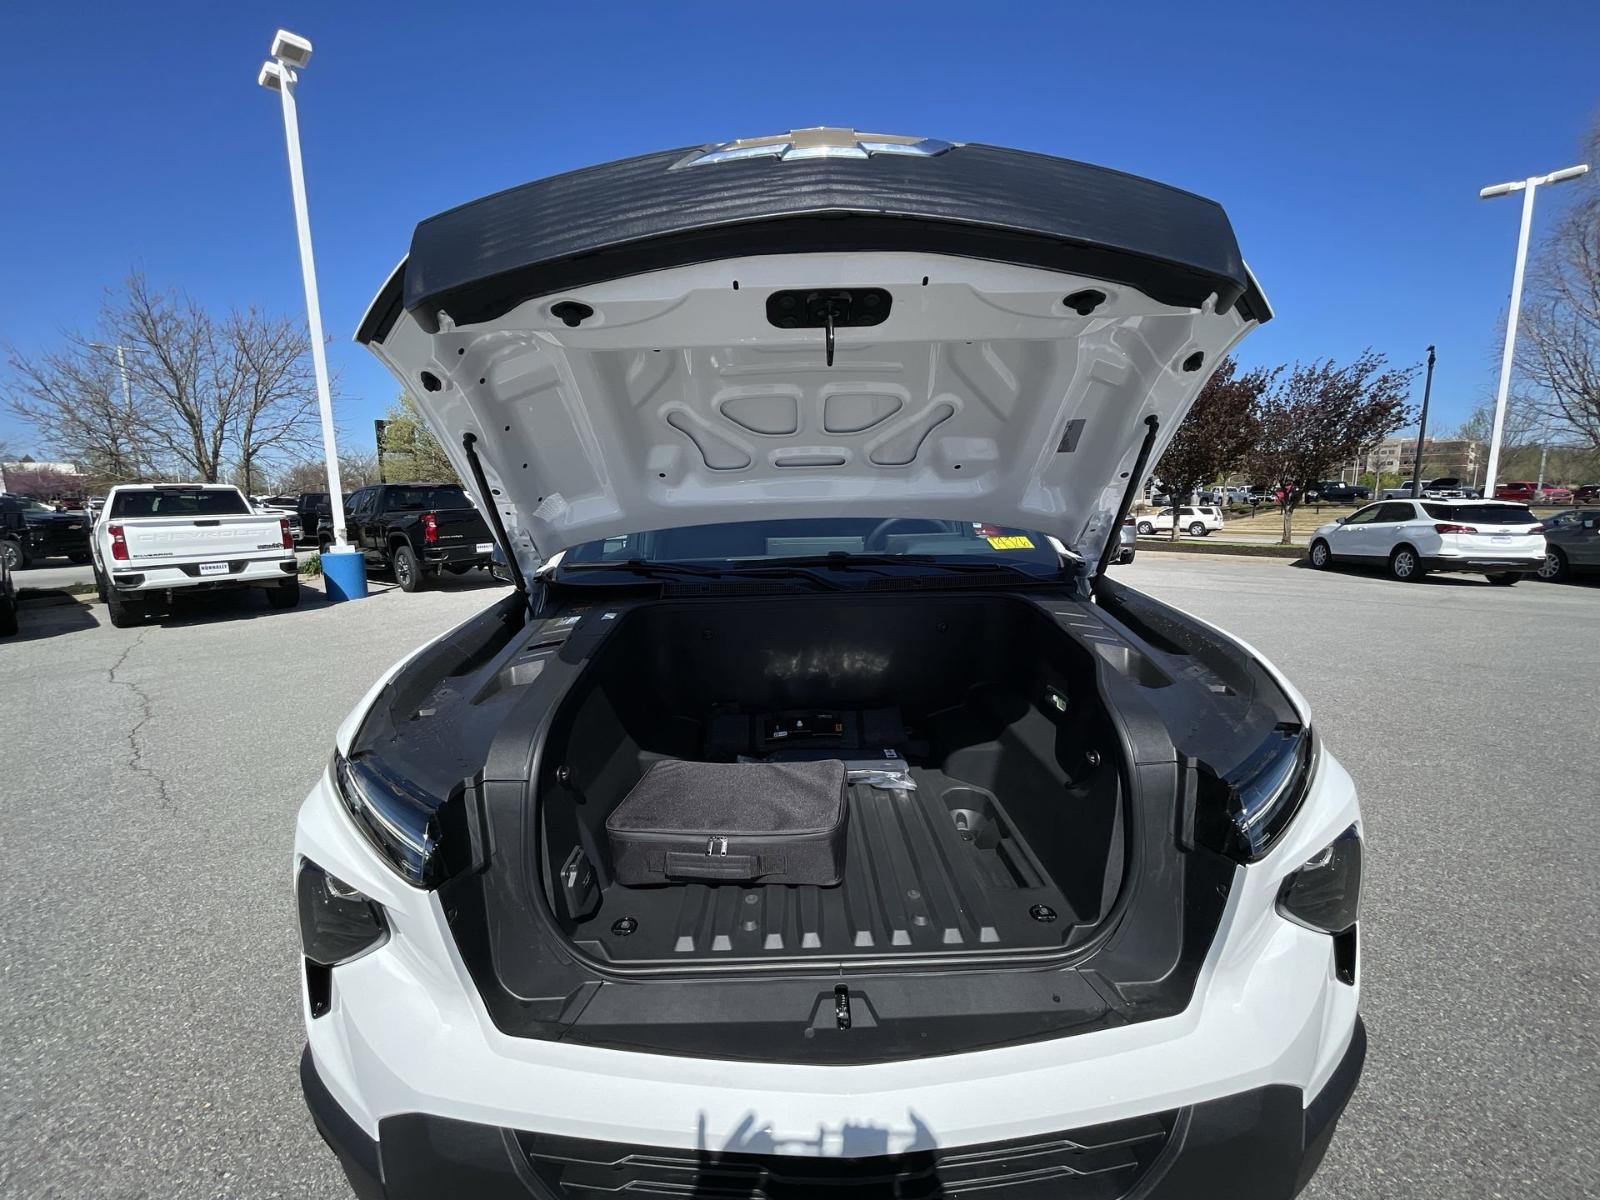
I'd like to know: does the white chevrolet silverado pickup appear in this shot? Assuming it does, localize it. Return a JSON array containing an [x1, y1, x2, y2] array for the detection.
[[91, 483, 300, 627]]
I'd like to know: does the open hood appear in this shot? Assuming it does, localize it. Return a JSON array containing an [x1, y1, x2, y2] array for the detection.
[[358, 129, 1269, 578]]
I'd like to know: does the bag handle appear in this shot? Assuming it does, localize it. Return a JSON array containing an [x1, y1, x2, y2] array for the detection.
[[664, 850, 763, 881]]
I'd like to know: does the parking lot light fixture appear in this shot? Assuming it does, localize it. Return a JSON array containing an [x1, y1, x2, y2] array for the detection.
[[1408, 346, 1436, 500], [258, 28, 366, 601], [1479, 163, 1590, 501]]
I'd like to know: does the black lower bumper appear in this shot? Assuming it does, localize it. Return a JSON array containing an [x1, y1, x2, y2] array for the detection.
[[1420, 555, 1542, 573], [422, 546, 492, 569], [302, 1016, 1365, 1199]]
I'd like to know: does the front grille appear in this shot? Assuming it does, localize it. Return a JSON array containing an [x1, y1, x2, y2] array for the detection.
[[514, 1110, 1177, 1198]]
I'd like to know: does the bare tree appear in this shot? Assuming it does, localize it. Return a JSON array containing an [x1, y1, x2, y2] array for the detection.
[[271, 460, 333, 496], [114, 275, 253, 482], [338, 452, 382, 488], [6, 274, 323, 485], [1247, 352, 1416, 543], [1151, 357, 1272, 538], [1517, 120, 1600, 450], [7, 337, 158, 482], [226, 307, 323, 493], [265, 452, 378, 496]]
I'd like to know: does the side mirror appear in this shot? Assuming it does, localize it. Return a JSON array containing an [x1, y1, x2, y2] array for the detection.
[[1334, 517, 1346, 525]]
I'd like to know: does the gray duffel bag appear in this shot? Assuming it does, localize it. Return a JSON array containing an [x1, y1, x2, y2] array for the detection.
[[605, 759, 848, 886]]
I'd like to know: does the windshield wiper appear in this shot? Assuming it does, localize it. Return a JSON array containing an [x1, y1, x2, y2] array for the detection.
[[560, 559, 846, 590]]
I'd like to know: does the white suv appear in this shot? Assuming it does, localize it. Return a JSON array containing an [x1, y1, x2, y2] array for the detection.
[[1137, 505, 1225, 536], [295, 130, 1363, 1199], [1308, 499, 1545, 583]]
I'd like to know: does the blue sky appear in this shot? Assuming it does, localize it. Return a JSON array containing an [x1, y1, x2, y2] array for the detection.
[[2, 1, 1596, 458]]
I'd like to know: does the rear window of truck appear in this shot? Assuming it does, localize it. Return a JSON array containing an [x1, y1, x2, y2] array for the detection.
[[110, 489, 250, 517], [385, 486, 470, 511]]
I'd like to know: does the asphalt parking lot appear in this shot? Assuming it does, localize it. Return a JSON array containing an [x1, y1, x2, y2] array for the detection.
[[1, 556, 1596, 1199]]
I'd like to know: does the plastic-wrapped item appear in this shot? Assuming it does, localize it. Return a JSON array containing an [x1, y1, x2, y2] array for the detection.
[[846, 762, 917, 791]]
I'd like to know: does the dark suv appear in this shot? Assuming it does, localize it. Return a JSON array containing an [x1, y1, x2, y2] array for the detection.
[[342, 482, 496, 591]]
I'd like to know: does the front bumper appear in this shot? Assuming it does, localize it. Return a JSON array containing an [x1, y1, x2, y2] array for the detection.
[[27, 529, 90, 557], [303, 1019, 1365, 1199], [294, 743, 1364, 1199]]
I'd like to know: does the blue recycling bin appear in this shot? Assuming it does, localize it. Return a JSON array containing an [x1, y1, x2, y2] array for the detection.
[[320, 547, 368, 603]]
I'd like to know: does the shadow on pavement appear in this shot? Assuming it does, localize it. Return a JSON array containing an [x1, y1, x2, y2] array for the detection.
[[134, 583, 336, 629], [132, 566, 512, 626], [358, 566, 512, 596], [1296, 560, 1587, 588], [8, 592, 100, 642]]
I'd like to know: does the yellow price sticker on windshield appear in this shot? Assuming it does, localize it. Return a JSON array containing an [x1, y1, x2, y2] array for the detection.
[[986, 535, 1035, 550]]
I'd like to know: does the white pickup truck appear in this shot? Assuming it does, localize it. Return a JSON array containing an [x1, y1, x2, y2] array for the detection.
[[91, 483, 300, 627]]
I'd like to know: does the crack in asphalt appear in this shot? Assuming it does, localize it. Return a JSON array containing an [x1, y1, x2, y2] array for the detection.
[[106, 628, 176, 814]]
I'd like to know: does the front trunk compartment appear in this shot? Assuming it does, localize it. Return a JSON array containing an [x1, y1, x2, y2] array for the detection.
[[539, 595, 1127, 968], [351, 584, 1273, 1061]]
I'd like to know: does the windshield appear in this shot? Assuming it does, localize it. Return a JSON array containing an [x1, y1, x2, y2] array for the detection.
[[558, 518, 1064, 579], [109, 489, 250, 517], [5, 497, 56, 512]]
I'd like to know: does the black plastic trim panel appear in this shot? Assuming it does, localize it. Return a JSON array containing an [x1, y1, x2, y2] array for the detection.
[[358, 142, 1269, 343]]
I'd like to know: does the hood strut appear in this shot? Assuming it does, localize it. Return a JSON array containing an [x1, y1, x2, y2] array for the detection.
[[461, 432, 528, 597], [1094, 414, 1160, 585]]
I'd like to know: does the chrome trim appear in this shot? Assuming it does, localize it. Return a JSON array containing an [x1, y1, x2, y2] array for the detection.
[[675, 128, 957, 169]]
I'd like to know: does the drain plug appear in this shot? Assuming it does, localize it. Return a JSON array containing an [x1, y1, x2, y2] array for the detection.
[[1029, 904, 1058, 924], [611, 917, 638, 936]]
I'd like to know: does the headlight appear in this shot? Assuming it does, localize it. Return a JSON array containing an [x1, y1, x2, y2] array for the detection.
[[1277, 825, 1362, 935], [297, 860, 389, 967], [333, 753, 449, 887], [1218, 724, 1316, 862]]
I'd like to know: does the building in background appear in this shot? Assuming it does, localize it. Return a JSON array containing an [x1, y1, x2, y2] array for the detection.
[[1363, 437, 1483, 483], [0, 457, 87, 498]]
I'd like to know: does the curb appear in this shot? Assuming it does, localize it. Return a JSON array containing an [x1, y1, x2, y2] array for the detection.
[[1136, 539, 1305, 560]]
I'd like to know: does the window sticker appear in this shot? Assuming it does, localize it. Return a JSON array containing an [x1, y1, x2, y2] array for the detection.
[[986, 535, 1035, 550]]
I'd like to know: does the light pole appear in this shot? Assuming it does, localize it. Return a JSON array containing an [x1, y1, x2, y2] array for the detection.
[[1479, 162, 1589, 499], [1407, 346, 1436, 499], [86, 342, 134, 413], [258, 30, 366, 601], [87, 342, 147, 480], [374, 419, 389, 483]]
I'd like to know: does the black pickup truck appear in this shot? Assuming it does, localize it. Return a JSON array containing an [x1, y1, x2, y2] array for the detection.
[[342, 482, 497, 591], [0, 529, 16, 635], [1307, 481, 1372, 504], [289, 492, 352, 549], [0, 493, 93, 568]]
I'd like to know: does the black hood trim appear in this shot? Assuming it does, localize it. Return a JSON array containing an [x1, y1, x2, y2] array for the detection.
[[357, 141, 1268, 345]]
